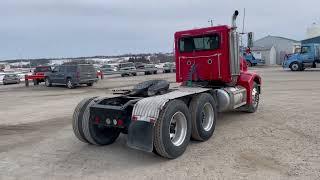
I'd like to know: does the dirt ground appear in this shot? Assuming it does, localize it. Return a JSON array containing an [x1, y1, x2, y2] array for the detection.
[[0, 67, 319, 179]]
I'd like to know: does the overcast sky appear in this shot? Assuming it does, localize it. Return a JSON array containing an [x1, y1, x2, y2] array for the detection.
[[0, 0, 319, 60]]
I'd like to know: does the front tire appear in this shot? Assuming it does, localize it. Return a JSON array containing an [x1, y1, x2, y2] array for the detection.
[[87, 83, 93, 86], [66, 78, 74, 89], [189, 93, 217, 141], [33, 79, 39, 85], [247, 61, 252, 67], [290, 62, 301, 71], [243, 82, 260, 113], [153, 100, 191, 159]]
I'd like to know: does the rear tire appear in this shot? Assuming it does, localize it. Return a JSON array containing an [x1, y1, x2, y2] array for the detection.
[[133, 73, 137, 76], [72, 97, 98, 143], [66, 78, 74, 89], [33, 79, 39, 85], [81, 98, 121, 145], [189, 93, 217, 141], [153, 100, 191, 159]]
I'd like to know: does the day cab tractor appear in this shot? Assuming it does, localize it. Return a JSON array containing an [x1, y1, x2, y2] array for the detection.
[[243, 48, 258, 67], [282, 43, 320, 71], [72, 10, 261, 159]]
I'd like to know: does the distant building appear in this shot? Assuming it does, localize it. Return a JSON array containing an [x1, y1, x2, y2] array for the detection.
[[250, 46, 277, 65], [253, 35, 300, 65]]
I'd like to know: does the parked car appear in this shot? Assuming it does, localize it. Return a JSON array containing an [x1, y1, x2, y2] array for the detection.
[[101, 64, 117, 75], [144, 64, 158, 75], [0, 74, 5, 84], [44, 64, 97, 89], [33, 66, 52, 84], [163, 62, 176, 73], [119, 62, 137, 77], [2, 74, 20, 85]]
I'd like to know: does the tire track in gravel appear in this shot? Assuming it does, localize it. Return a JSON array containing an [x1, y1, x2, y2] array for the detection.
[[0, 116, 70, 153]]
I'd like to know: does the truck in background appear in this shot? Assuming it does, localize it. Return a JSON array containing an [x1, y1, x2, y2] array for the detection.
[[283, 43, 320, 71]]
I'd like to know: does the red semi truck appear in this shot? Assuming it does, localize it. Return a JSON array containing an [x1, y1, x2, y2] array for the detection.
[[72, 10, 261, 159]]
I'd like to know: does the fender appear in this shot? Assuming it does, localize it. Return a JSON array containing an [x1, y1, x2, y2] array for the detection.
[[127, 87, 210, 152], [236, 72, 261, 104]]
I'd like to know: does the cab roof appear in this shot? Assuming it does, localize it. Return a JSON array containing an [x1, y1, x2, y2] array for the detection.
[[174, 25, 230, 38]]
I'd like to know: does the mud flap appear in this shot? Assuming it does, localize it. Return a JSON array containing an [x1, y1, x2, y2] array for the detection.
[[127, 121, 154, 152]]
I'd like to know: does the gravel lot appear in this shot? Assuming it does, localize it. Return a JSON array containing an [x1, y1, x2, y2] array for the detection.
[[0, 67, 319, 179]]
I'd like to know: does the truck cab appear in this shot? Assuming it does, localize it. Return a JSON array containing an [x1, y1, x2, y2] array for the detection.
[[244, 52, 258, 67], [283, 43, 320, 71]]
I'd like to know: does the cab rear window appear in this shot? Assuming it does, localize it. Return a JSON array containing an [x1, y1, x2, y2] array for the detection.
[[35, 66, 51, 72], [179, 34, 220, 53], [79, 65, 95, 72]]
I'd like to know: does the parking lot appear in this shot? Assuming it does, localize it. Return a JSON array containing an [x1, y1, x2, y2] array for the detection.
[[0, 67, 320, 179]]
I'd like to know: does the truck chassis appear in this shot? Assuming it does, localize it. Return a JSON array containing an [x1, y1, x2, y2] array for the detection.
[[73, 80, 260, 159]]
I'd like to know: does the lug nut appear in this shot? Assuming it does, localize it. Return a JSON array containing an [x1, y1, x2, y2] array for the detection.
[[106, 118, 111, 125], [113, 119, 117, 125]]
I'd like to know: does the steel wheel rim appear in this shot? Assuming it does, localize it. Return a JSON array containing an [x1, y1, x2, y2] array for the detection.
[[67, 80, 72, 88], [45, 79, 49, 86], [252, 87, 259, 108], [169, 111, 187, 146], [201, 103, 214, 131], [292, 64, 299, 71]]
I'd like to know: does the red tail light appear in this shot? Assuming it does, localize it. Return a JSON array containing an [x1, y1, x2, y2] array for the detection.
[[117, 119, 124, 126], [131, 116, 138, 121], [95, 116, 100, 124]]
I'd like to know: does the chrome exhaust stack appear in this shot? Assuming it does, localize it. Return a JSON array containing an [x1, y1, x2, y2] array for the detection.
[[231, 10, 239, 29], [229, 10, 240, 84]]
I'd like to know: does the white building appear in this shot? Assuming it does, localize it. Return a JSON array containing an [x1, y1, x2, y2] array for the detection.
[[253, 36, 300, 65]]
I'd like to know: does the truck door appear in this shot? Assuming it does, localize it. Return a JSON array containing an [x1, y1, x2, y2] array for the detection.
[[50, 66, 59, 83], [300, 46, 314, 63], [56, 66, 66, 84]]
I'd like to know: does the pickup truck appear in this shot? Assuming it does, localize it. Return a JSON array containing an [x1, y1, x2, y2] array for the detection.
[[33, 66, 52, 85], [283, 43, 320, 71]]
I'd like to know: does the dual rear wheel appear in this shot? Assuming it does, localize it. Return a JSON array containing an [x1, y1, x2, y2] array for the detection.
[[153, 93, 217, 159]]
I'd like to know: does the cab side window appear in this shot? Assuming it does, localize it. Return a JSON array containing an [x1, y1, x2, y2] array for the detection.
[[301, 46, 310, 54], [53, 66, 59, 72], [59, 66, 66, 72]]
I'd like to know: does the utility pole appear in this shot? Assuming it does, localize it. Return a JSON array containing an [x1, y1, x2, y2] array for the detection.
[[208, 19, 214, 26]]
